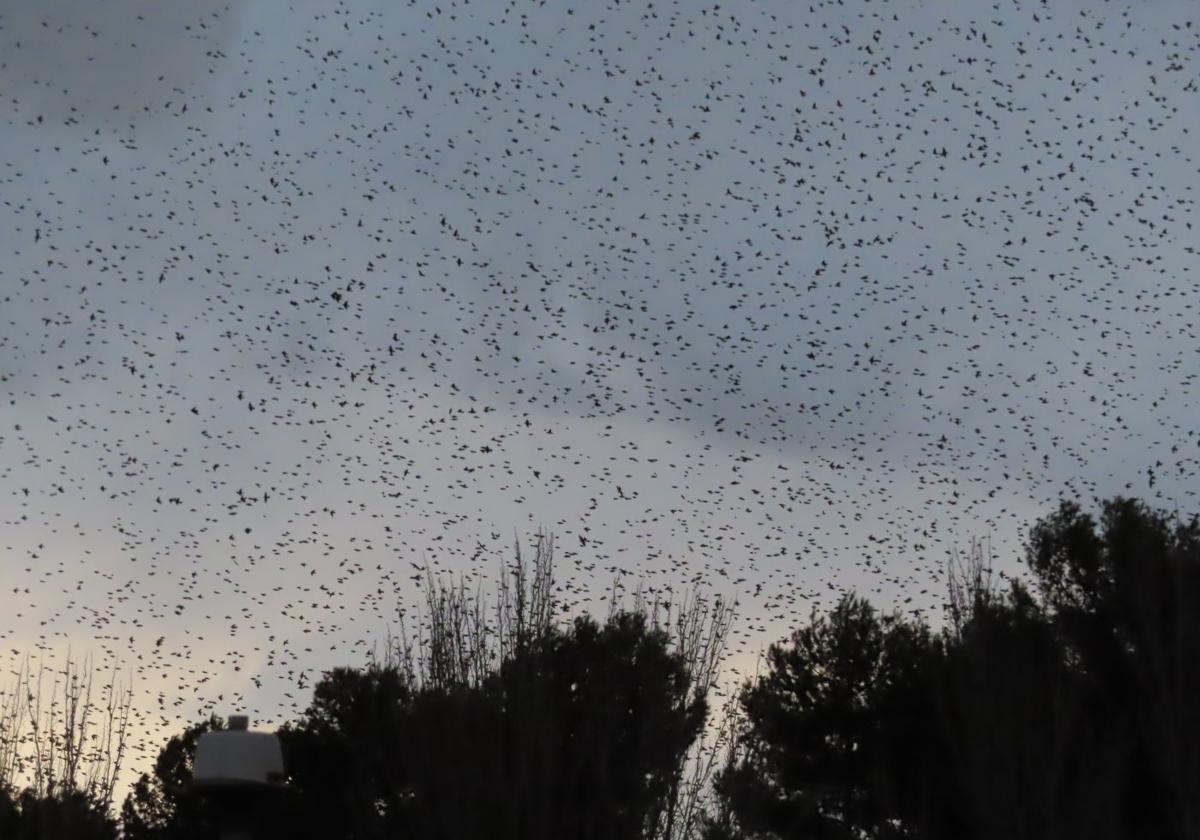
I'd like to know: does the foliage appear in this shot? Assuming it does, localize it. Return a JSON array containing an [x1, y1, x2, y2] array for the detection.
[[0, 784, 119, 840], [1026, 498, 1200, 839], [277, 610, 710, 840], [707, 594, 942, 840], [119, 715, 226, 840], [709, 497, 1200, 840]]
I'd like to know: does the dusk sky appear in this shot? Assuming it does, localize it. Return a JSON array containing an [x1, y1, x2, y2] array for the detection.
[[2, 0, 1198, 802]]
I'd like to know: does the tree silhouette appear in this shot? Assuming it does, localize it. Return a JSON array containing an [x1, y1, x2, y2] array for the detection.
[[273, 610, 709, 840], [0, 784, 119, 840], [274, 665, 410, 840], [120, 715, 226, 840], [934, 553, 1117, 840], [121, 532, 732, 840], [0, 650, 132, 820], [708, 497, 1200, 840], [705, 594, 943, 840], [0, 649, 132, 839], [1026, 498, 1200, 839]]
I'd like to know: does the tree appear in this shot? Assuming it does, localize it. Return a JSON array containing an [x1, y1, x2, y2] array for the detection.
[[125, 530, 733, 840], [0, 650, 132, 813], [278, 606, 723, 839], [0, 649, 132, 839], [710, 497, 1200, 840], [1027, 497, 1200, 840], [388, 609, 708, 840], [707, 593, 942, 840], [120, 715, 227, 840], [934, 543, 1119, 840], [274, 666, 410, 840], [0, 784, 119, 840], [365, 529, 732, 840], [274, 535, 729, 835]]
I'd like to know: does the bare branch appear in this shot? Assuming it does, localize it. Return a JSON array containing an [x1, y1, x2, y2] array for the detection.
[[0, 648, 134, 819]]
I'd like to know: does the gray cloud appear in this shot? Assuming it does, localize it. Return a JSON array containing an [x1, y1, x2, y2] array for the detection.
[[1, 0, 240, 126]]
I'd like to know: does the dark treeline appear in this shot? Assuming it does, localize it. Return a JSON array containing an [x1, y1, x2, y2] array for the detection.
[[1, 498, 1198, 839], [705, 496, 1200, 840]]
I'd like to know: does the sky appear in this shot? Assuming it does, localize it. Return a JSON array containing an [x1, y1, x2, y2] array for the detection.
[[2, 0, 1199, 808]]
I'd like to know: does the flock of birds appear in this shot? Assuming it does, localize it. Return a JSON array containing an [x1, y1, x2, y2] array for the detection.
[[1, 0, 1198, 806]]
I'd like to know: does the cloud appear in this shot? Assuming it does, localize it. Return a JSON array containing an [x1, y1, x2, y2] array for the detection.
[[0, 0, 240, 126]]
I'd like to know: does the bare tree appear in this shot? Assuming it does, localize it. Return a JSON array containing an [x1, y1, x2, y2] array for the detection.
[[0, 648, 133, 818], [380, 530, 566, 692]]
